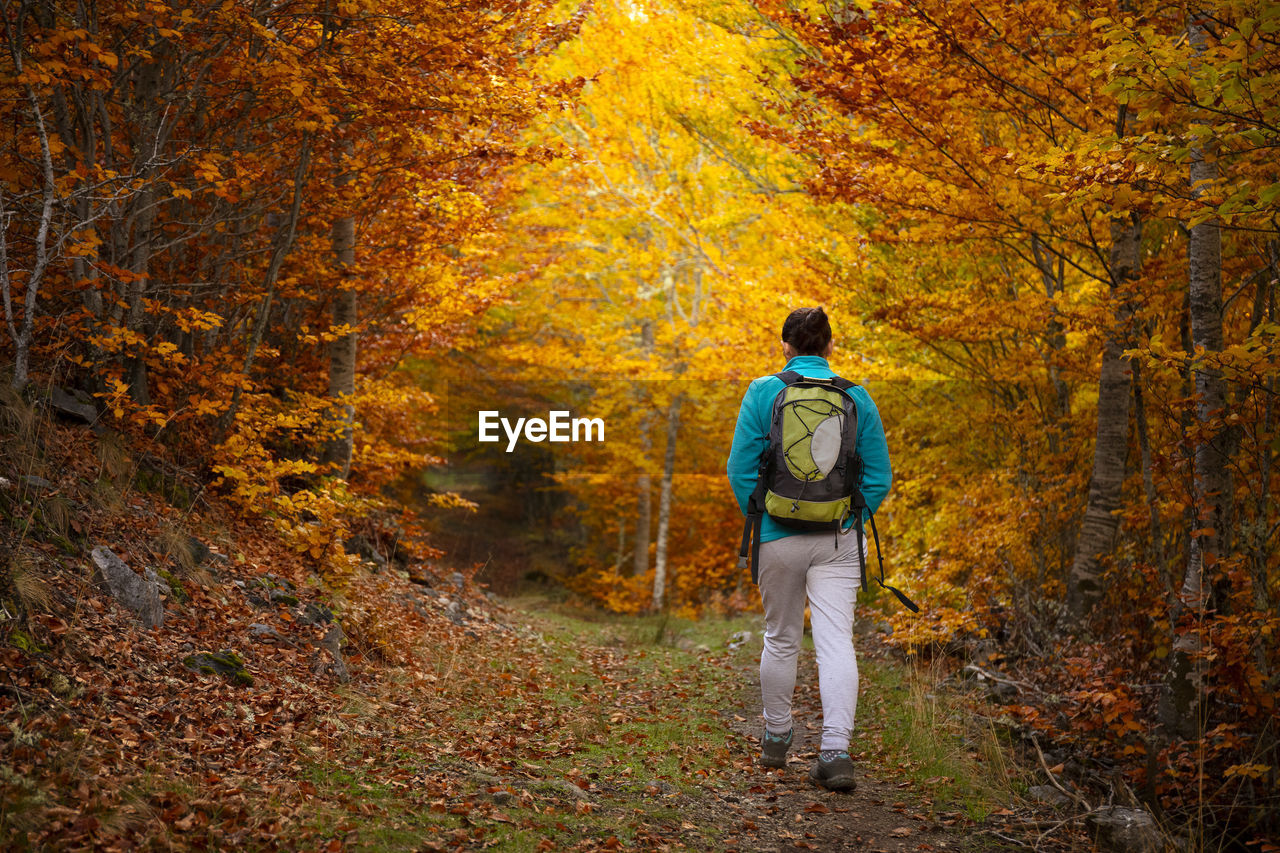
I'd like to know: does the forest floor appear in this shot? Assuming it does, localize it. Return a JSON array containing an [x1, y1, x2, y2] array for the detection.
[[0, 416, 1095, 850], [2, 549, 1089, 850], [482, 597, 1093, 853]]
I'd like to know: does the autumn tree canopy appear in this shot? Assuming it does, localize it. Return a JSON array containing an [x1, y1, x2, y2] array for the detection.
[[2, 0, 582, 565]]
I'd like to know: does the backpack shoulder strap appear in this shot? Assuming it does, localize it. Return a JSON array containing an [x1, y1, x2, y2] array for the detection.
[[776, 370, 857, 392], [775, 370, 803, 385]]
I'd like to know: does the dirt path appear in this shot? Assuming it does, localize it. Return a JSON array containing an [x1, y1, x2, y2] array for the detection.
[[680, 631, 979, 852]]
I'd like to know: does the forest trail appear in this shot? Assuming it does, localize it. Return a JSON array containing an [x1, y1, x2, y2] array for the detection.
[[699, 636, 976, 852], [0, 404, 1032, 852], [450, 596, 1064, 853], [0, 451, 1074, 852], [0, 541, 1072, 851]]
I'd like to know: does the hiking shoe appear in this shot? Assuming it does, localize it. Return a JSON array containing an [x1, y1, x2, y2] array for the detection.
[[809, 751, 858, 792], [759, 727, 793, 768]]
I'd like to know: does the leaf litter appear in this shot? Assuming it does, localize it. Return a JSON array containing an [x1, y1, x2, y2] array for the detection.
[[2, 447, 1083, 850]]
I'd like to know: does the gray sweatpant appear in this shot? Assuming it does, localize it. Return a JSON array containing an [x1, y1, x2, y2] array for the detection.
[[758, 531, 862, 752]]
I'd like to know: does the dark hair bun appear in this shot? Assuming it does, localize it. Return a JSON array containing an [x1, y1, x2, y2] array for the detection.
[[781, 307, 832, 356]]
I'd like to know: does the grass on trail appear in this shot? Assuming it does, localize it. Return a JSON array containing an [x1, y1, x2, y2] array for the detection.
[[858, 655, 1016, 824], [290, 598, 1015, 851], [287, 600, 756, 851]]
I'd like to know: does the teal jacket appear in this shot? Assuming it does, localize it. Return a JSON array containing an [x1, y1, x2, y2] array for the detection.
[[726, 355, 892, 543]]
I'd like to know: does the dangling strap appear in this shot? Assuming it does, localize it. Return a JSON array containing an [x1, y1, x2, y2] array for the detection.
[[738, 509, 765, 583], [866, 513, 919, 613], [853, 514, 868, 593], [849, 487, 869, 593], [739, 452, 773, 584]]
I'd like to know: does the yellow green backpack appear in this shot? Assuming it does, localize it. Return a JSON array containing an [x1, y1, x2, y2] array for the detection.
[[737, 371, 918, 612]]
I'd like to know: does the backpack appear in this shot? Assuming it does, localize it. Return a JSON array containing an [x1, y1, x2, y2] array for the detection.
[[737, 370, 918, 612]]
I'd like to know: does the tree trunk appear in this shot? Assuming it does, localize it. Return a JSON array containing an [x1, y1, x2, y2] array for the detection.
[[243, 138, 312, 377], [1029, 234, 1072, 423], [3, 42, 59, 392], [125, 188, 155, 406], [651, 396, 681, 611], [323, 139, 358, 479], [1132, 358, 1163, 567], [120, 48, 173, 407], [1246, 244, 1277, 617], [1066, 211, 1141, 618], [324, 208, 358, 479], [219, 139, 313, 433], [633, 427, 652, 577], [632, 320, 655, 577], [1159, 12, 1228, 740], [614, 514, 628, 576]]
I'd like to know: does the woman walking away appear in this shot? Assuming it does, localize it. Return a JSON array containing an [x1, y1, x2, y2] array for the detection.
[[725, 307, 892, 792]]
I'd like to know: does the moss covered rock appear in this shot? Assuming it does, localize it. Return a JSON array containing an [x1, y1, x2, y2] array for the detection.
[[182, 650, 253, 686]]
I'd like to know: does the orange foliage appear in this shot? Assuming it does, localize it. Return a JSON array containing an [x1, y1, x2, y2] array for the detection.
[[2, 0, 581, 578], [750, 0, 1280, 835]]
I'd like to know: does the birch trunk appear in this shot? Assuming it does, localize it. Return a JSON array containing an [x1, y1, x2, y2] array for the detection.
[[3, 37, 59, 392], [632, 320, 655, 577], [633, 427, 652, 577], [1066, 211, 1141, 617], [1158, 12, 1228, 739], [651, 396, 682, 611]]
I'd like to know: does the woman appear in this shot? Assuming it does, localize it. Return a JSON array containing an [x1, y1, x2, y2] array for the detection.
[[725, 307, 892, 792]]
